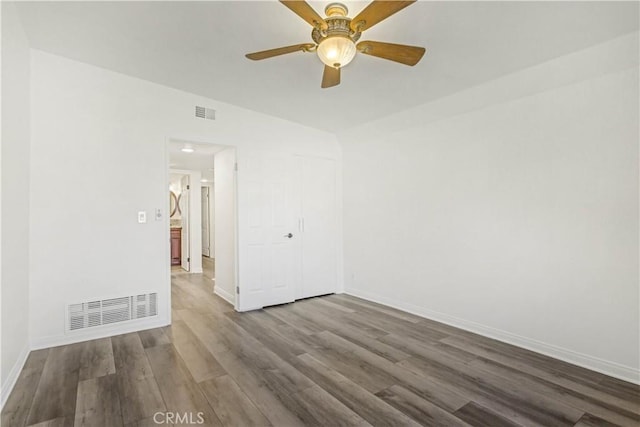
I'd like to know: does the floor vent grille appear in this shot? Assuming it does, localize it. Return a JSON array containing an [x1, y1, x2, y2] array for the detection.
[[68, 293, 157, 332]]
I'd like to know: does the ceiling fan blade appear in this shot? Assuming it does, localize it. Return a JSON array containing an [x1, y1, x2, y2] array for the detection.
[[280, 1, 328, 30], [357, 41, 425, 66], [245, 43, 316, 60], [321, 65, 340, 88], [350, 1, 415, 32]]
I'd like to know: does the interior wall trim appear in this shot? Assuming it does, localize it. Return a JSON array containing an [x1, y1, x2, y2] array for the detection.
[[30, 316, 169, 351], [345, 287, 640, 385], [214, 286, 234, 306], [0, 343, 30, 410]]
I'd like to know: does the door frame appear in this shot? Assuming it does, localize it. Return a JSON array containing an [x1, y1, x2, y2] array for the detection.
[[164, 138, 239, 317], [201, 186, 211, 257], [180, 173, 191, 271]]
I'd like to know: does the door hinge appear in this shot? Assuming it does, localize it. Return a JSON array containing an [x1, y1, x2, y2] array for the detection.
[[236, 286, 239, 294], [187, 185, 190, 190], [187, 257, 190, 263]]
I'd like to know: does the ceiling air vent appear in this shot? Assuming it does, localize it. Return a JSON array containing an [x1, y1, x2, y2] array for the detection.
[[67, 292, 158, 332], [195, 106, 216, 120]]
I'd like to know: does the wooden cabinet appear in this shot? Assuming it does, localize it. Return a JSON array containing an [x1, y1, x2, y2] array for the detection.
[[171, 228, 182, 265]]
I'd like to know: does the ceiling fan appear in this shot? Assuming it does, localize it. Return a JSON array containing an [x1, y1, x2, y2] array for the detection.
[[245, 1, 426, 88]]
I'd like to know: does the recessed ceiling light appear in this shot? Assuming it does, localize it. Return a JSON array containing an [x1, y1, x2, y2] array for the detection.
[[181, 144, 194, 153], [201, 179, 208, 183]]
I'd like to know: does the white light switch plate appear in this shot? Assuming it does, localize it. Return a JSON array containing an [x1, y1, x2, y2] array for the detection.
[[138, 211, 147, 223], [155, 209, 162, 221]]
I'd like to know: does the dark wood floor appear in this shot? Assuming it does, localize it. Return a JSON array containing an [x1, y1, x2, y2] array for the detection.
[[2, 271, 639, 427]]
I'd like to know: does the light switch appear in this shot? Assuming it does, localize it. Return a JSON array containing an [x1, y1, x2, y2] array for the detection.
[[138, 211, 147, 223], [155, 209, 162, 221]]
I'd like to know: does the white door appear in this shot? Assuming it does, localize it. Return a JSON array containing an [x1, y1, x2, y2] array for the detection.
[[238, 152, 295, 310], [201, 186, 210, 257], [180, 175, 190, 271], [295, 156, 338, 299]]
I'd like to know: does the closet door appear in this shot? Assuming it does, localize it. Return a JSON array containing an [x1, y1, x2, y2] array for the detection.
[[238, 151, 296, 310], [296, 156, 338, 299]]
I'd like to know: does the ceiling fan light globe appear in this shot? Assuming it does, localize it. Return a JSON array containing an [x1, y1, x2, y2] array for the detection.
[[317, 36, 356, 68]]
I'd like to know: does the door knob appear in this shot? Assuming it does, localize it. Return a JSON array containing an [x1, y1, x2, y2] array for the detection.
[[284, 233, 293, 238]]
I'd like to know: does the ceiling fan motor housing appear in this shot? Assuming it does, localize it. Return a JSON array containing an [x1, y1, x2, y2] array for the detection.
[[312, 3, 361, 46]]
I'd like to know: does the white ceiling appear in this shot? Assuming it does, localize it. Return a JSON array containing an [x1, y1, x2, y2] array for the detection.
[[169, 141, 225, 179], [15, 1, 639, 132]]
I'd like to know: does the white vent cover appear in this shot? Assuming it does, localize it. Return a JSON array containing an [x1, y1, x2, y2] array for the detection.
[[68, 293, 157, 332], [195, 106, 216, 120]]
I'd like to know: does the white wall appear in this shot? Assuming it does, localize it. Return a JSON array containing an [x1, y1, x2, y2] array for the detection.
[[188, 171, 203, 274], [340, 34, 639, 383], [213, 148, 236, 304], [1, 2, 31, 406], [29, 50, 341, 347]]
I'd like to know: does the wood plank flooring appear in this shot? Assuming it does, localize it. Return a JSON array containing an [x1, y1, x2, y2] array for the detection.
[[2, 270, 639, 426]]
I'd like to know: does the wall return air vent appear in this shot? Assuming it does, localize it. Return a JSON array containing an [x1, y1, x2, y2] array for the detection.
[[195, 106, 216, 120], [67, 293, 157, 332]]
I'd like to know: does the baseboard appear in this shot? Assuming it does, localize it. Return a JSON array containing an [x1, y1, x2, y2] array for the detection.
[[214, 287, 234, 307], [0, 343, 30, 410], [346, 287, 640, 385], [30, 316, 170, 350]]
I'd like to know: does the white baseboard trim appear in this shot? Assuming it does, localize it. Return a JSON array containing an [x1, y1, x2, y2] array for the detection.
[[346, 287, 640, 385], [0, 343, 30, 410], [30, 316, 170, 350], [214, 287, 235, 307]]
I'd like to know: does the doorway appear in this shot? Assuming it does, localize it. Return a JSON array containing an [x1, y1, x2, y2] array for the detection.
[[201, 185, 214, 281], [169, 172, 191, 272], [167, 139, 237, 308]]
